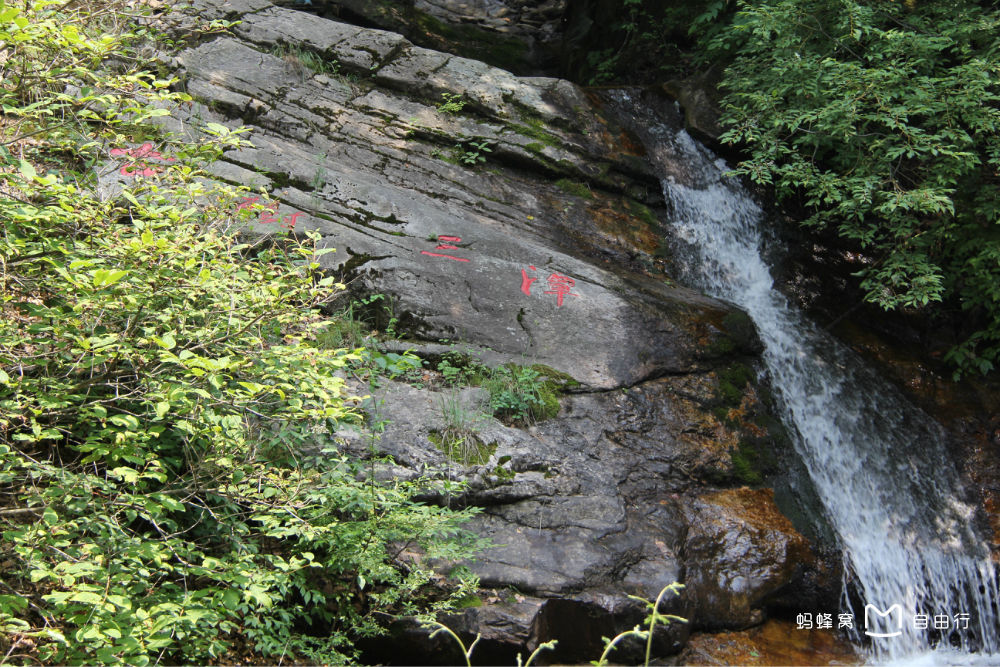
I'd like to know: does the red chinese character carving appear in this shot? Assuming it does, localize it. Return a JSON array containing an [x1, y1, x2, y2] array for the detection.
[[119, 163, 159, 177], [421, 235, 469, 262], [544, 272, 578, 307], [281, 212, 303, 229], [421, 251, 470, 262], [236, 196, 261, 211], [110, 142, 175, 178], [259, 202, 280, 225], [235, 197, 303, 230], [520, 265, 538, 296]]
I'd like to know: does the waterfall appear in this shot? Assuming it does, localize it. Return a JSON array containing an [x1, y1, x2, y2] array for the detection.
[[646, 107, 998, 661]]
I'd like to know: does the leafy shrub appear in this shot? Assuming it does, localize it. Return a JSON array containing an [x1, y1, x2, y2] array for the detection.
[[434, 356, 562, 426], [436, 92, 467, 115], [453, 139, 492, 165], [0, 2, 479, 664], [482, 365, 560, 425], [437, 353, 478, 387], [707, 0, 1000, 376]]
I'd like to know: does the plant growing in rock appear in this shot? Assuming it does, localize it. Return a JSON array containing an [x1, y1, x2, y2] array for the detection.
[[434, 390, 492, 465], [454, 139, 493, 165], [436, 91, 467, 114], [270, 42, 339, 76], [437, 353, 479, 387], [482, 364, 560, 425]]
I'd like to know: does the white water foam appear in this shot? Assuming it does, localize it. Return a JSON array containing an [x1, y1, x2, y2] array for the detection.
[[657, 126, 999, 662]]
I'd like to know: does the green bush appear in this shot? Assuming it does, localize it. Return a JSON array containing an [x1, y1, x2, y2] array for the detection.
[[436, 353, 479, 387], [706, 0, 1000, 376], [0, 2, 479, 664], [482, 365, 560, 425]]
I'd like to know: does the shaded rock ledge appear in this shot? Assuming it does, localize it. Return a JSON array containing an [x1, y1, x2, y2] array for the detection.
[[141, 0, 846, 661]]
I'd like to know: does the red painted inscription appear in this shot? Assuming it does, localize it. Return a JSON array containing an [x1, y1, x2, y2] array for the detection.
[[519, 266, 580, 307], [236, 196, 304, 229], [421, 235, 470, 262], [110, 142, 175, 178]]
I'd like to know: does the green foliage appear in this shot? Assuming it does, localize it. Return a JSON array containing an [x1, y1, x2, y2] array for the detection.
[[481, 364, 560, 425], [425, 621, 481, 667], [315, 310, 370, 350], [421, 583, 684, 667], [435, 356, 563, 426], [433, 391, 493, 465], [436, 353, 478, 387], [422, 620, 555, 667], [453, 139, 493, 165], [0, 2, 480, 663], [507, 117, 563, 148], [573, 0, 710, 84], [716, 362, 754, 407], [708, 0, 1000, 376], [555, 178, 594, 199], [270, 42, 340, 75], [370, 349, 424, 379], [436, 92, 467, 115]]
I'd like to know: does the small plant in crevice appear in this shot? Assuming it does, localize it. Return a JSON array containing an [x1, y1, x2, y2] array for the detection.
[[436, 92, 467, 115], [433, 355, 565, 426], [270, 42, 340, 77], [370, 349, 424, 382], [453, 139, 492, 165], [310, 152, 328, 191], [482, 364, 560, 425], [433, 390, 493, 465], [315, 304, 370, 351], [555, 178, 594, 200], [437, 353, 478, 387]]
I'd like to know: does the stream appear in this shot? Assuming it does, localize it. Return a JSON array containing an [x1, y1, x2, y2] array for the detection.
[[617, 92, 1000, 663]]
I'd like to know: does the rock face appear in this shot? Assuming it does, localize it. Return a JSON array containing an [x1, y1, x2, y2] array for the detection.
[[150, 0, 838, 661], [679, 489, 813, 630], [274, 0, 567, 75]]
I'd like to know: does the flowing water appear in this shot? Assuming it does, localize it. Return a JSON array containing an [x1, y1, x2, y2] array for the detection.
[[622, 94, 999, 662]]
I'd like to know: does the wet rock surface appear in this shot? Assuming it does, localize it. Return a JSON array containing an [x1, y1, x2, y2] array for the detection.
[[677, 619, 859, 666], [680, 489, 814, 630], [146, 0, 838, 660]]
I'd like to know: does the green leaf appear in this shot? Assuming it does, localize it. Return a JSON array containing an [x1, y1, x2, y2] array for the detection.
[[110, 467, 139, 483], [0, 8, 23, 24], [70, 591, 105, 606], [221, 589, 240, 611], [18, 159, 35, 180], [154, 333, 176, 349]]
